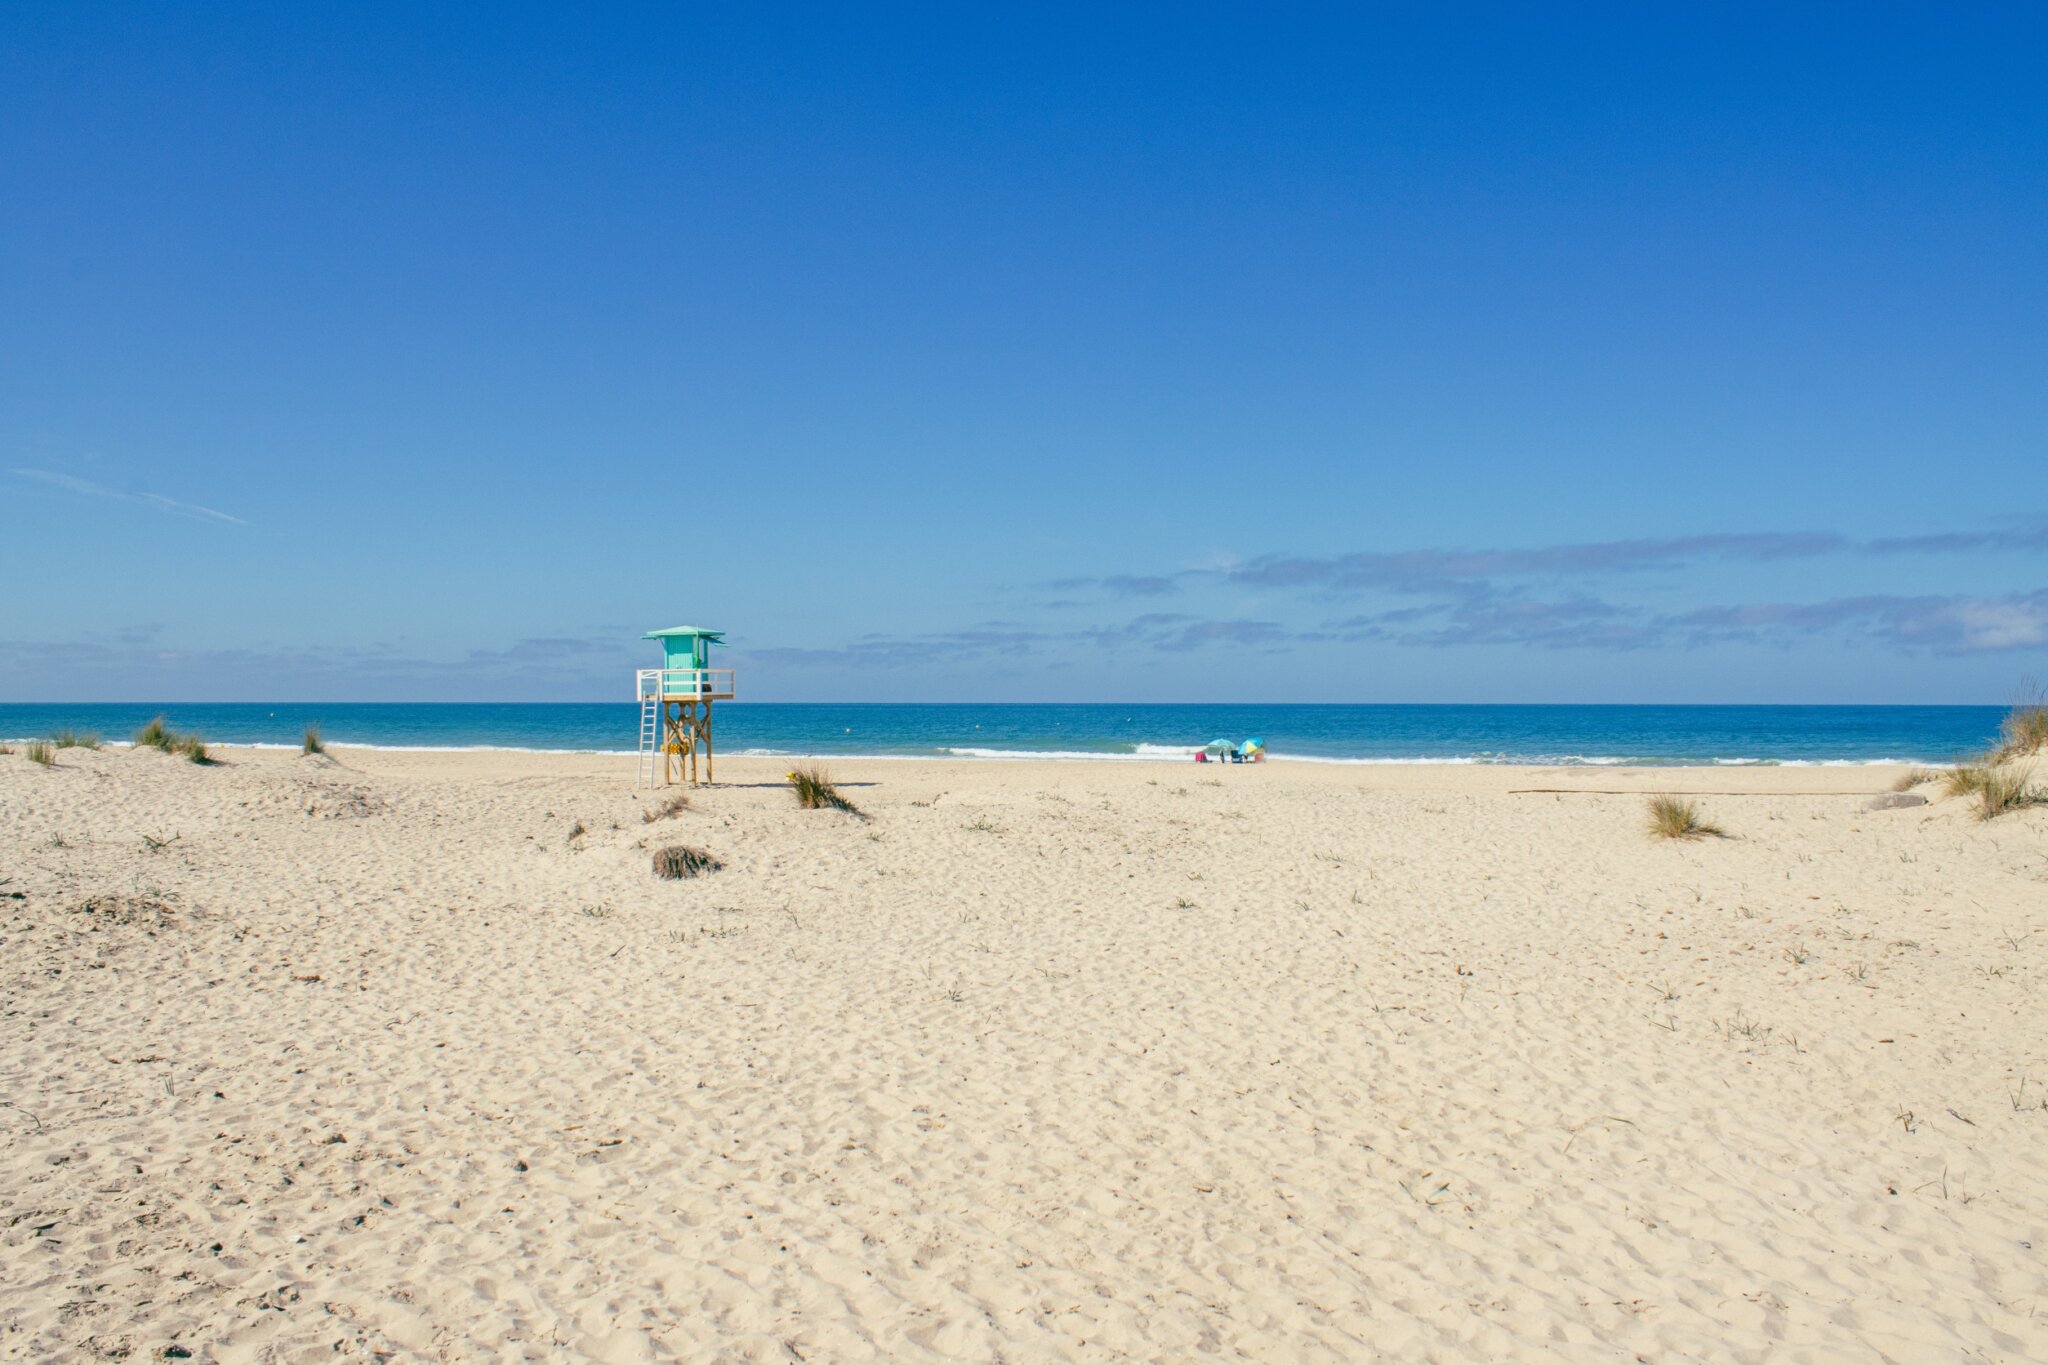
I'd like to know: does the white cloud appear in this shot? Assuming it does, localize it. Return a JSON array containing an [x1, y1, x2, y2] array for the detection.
[[9, 468, 246, 525]]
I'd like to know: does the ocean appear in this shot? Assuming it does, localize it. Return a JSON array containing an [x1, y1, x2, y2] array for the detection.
[[0, 702, 2010, 766]]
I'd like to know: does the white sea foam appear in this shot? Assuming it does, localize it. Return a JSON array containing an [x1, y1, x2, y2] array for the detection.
[[1768, 758, 1940, 767], [33, 739, 1950, 768], [1261, 752, 1482, 765], [943, 746, 1169, 761]]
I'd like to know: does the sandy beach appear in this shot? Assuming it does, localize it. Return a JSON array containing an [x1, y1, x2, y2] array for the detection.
[[3, 744, 2045, 1361]]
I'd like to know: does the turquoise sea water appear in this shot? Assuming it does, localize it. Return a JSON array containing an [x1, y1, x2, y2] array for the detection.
[[0, 702, 2011, 765]]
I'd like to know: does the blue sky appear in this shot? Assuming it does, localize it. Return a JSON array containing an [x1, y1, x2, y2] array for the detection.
[[3, 3, 2044, 702]]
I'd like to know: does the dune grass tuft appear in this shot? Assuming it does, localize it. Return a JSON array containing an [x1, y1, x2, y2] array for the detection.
[[1890, 767, 1938, 792], [1976, 765, 2043, 821], [25, 740, 55, 767], [1647, 794, 1723, 840], [788, 763, 862, 816], [1945, 765, 1991, 798], [134, 715, 214, 764], [1930, 685, 2048, 813], [302, 725, 326, 756], [1995, 683, 2048, 761], [652, 844, 722, 879], [54, 729, 101, 750]]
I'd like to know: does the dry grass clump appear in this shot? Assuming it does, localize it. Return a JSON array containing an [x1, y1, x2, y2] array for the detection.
[[74, 892, 179, 931], [1976, 765, 2044, 821], [1647, 794, 1724, 840], [643, 793, 691, 823], [1890, 767, 1939, 792], [652, 844, 722, 879], [177, 735, 213, 764], [302, 725, 326, 755], [54, 729, 100, 750], [788, 763, 862, 816], [1946, 753, 2046, 820], [1945, 764, 1991, 798], [1995, 683, 2048, 761], [25, 740, 55, 768], [1932, 686, 2048, 817]]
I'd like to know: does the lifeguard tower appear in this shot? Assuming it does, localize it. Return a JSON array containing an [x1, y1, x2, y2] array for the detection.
[[636, 626, 734, 787]]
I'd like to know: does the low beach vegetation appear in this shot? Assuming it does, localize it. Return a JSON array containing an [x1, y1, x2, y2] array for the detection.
[[1995, 683, 2048, 761], [302, 725, 325, 755], [1890, 767, 1938, 792], [788, 763, 862, 816], [135, 715, 215, 764], [1945, 765, 1990, 799], [652, 844, 722, 879], [1929, 687, 2048, 818], [1976, 765, 2044, 821], [1943, 756, 2044, 821], [1647, 794, 1723, 840], [54, 729, 101, 750], [25, 740, 55, 767]]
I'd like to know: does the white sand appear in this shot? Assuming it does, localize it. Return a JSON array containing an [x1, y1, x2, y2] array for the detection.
[[3, 744, 2045, 1361]]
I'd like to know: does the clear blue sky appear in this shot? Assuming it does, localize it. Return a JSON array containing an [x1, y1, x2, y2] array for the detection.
[[4, 3, 2044, 702]]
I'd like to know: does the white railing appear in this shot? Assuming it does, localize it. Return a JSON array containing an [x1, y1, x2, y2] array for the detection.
[[636, 667, 736, 700]]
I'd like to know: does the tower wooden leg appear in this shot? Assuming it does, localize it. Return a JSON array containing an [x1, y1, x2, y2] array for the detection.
[[656, 697, 722, 786], [663, 701, 686, 786]]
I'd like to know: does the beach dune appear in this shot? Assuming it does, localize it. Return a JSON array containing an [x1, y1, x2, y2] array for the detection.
[[2, 746, 2044, 1361]]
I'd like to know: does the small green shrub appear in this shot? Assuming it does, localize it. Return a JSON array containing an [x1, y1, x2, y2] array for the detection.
[[53, 729, 100, 750], [788, 763, 862, 816], [302, 725, 325, 756], [1648, 794, 1723, 840], [25, 741, 54, 767], [133, 715, 212, 764]]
